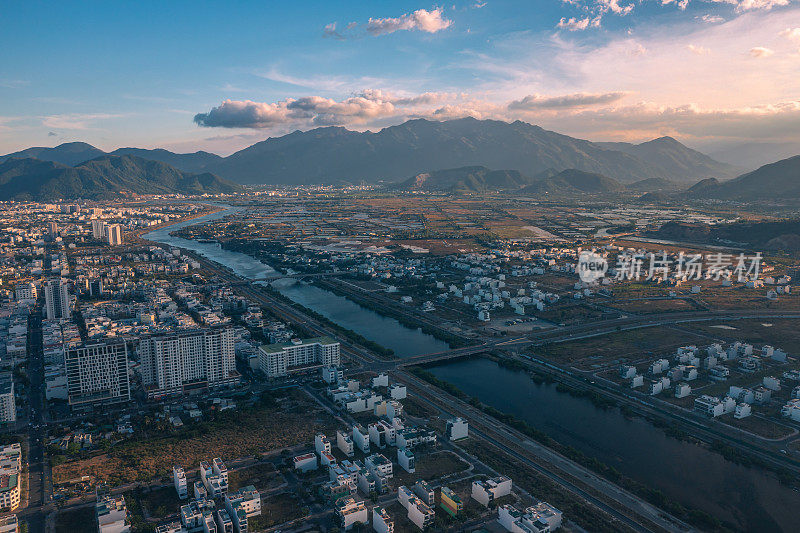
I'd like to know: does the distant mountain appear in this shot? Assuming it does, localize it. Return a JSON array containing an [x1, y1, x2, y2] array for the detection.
[[109, 147, 222, 174], [596, 136, 742, 183], [685, 155, 800, 199], [520, 169, 626, 196], [0, 142, 105, 166], [627, 177, 681, 192], [652, 219, 800, 250], [708, 142, 800, 170], [396, 166, 532, 193], [207, 118, 738, 185], [0, 155, 241, 201]]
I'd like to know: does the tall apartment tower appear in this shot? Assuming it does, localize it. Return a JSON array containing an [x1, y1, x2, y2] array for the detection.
[[65, 342, 131, 408], [106, 224, 123, 246], [44, 278, 71, 320], [138, 328, 238, 398], [91, 219, 106, 240]]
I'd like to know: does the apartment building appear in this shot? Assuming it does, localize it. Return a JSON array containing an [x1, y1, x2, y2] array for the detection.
[[336, 429, 354, 457], [180, 498, 217, 532], [65, 341, 130, 408], [446, 417, 468, 441], [96, 495, 130, 533], [0, 375, 15, 423], [44, 278, 70, 320], [372, 506, 394, 533], [138, 328, 238, 398], [107, 224, 123, 246], [173, 466, 188, 499], [258, 337, 340, 378], [439, 486, 463, 517], [472, 476, 512, 507], [0, 444, 21, 511], [334, 497, 368, 530], [398, 486, 435, 530]]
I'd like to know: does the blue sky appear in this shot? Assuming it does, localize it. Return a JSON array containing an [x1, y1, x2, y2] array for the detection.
[[1, 0, 799, 155]]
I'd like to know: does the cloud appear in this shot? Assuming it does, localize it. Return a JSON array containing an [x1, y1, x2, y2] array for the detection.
[[41, 113, 121, 130], [0, 79, 29, 89], [508, 92, 628, 110], [698, 14, 725, 23], [323, 22, 345, 40], [750, 46, 775, 56], [557, 16, 602, 30], [687, 44, 711, 54], [710, 0, 789, 11], [365, 8, 453, 35], [780, 27, 800, 41]]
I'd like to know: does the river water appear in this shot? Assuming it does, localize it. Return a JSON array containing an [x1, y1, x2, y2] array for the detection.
[[143, 206, 450, 358], [428, 357, 800, 532]]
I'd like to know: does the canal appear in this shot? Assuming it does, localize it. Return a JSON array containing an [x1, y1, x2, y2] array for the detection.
[[143, 206, 450, 358], [427, 357, 800, 532]]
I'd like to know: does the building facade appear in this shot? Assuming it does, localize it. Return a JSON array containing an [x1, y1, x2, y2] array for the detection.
[[258, 337, 340, 378], [65, 342, 131, 408]]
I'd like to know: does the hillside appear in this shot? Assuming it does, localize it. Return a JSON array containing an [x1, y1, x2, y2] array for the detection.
[[0, 155, 241, 201], [109, 147, 222, 173], [396, 166, 531, 193], [0, 142, 105, 166], [651, 219, 800, 250], [685, 155, 800, 199], [520, 169, 626, 196], [207, 118, 739, 185]]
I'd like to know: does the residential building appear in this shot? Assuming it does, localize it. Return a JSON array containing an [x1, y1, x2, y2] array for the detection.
[[337, 429, 354, 457], [138, 328, 238, 398], [352, 425, 370, 453], [44, 278, 70, 320], [174, 466, 188, 499], [107, 224, 123, 246], [96, 495, 131, 533], [293, 453, 318, 473], [225, 485, 261, 533], [398, 448, 415, 473], [446, 417, 468, 441], [0, 375, 15, 424], [335, 497, 368, 530], [398, 486, 435, 530], [0, 516, 18, 533], [65, 341, 131, 408], [154, 522, 185, 533], [372, 506, 394, 533], [315, 434, 332, 455], [92, 219, 107, 240], [180, 498, 217, 532], [0, 444, 21, 511], [258, 337, 340, 378], [471, 477, 512, 507], [439, 487, 463, 517], [413, 480, 435, 506]]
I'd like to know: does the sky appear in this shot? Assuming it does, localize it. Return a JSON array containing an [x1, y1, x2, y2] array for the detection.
[[1, 0, 799, 156]]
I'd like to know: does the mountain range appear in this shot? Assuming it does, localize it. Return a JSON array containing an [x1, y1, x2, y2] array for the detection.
[[1, 119, 743, 188], [0, 155, 241, 201]]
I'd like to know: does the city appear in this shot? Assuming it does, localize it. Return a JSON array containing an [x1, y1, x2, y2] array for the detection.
[[2, 2, 800, 532]]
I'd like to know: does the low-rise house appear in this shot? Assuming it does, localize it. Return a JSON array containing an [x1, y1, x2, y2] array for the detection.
[[471, 476, 512, 507]]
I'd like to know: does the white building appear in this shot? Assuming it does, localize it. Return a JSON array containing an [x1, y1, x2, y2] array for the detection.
[[389, 384, 407, 400], [0, 376, 15, 424], [337, 429, 354, 457], [398, 486, 435, 530], [91, 219, 107, 240], [398, 448, 415, 473], [14, 282, 36, 304], [96, 495, 130, 533], [138, 328, 238, 398], [315, 434, 332, 455], [258, 337, 340, 378], [499, 502, 562, 533], [372, 506, 394, 533], [472, 476, 512, 507], [293, 453, 318, 473], [335, 497, 368, 530], [65, 341, 131, 408], [106, 224, 123, 246], [44, 278, 70, 320], [352, 425, 370, 453], [322, 365, 343, 384], [173, 466, 188, 499], [734, 403, 752, 419], [674, 383, 691, 399], [446, 417, 469, 440]]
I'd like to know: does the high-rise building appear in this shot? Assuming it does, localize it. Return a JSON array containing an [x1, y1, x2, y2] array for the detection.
[[91, 219, 106, 240], [14, 282, 36, 303], [65, 342, 131, 408], [44, 278, 70, 320], [138, 328, 238, 398], [258, 337, 340, 378], [106, 224, 123, 246], [0, 375, 16, 424]]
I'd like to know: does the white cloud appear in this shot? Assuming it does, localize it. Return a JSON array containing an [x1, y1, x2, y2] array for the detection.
[[365, 8, 453, 35], [750, 46, 775, 56], [709, 0, 789, 11], [557, 16, 602, 30], [687, 44, 711, 54], [780, 27, 800, 41], [41, 113, 121, 130]]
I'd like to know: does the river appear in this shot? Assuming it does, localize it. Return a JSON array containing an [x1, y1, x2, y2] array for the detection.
[[428, 357, 800, 532], [143, 206, 450, 358]]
